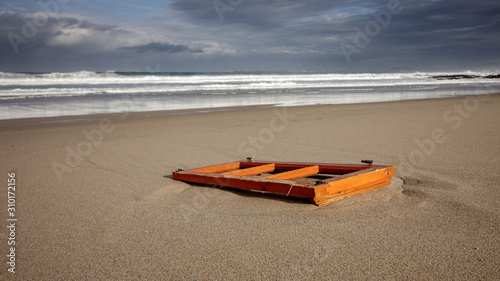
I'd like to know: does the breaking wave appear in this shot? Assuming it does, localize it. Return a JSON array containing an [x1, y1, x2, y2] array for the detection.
[[0, 70, 498, 100]]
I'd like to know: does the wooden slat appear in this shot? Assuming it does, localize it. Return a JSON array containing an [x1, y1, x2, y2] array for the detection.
[[222, 164, 275, 176], [325, 167, 395, 194], [191, 162, 240, 173], [264, 165, 319, 180], [172, 172, 315, 197], [313, 179, 392, 206], [240, 160, 381, 174], [313, 166, 395, 198]]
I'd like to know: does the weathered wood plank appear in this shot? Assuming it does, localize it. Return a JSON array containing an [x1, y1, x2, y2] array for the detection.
[[312, 179, 392, 206], [264, 165, 319, 180], [191, 162, 240, 173], [222, 163, 275, 176], [172, 172, 315, 197], [240, 160, 381, 174]]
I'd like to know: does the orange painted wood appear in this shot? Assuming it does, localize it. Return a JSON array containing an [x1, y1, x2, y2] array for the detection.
[[264, 165, 319, 180], [172, 171, 315, 197], [222, 164, 275, 176], [313, 179, 391, 206], [172, 160, 396, 206], [191, 162, 240, 173], [240, 160, 386, 174], [326, 167, 395, 194], [313, 166, 395, 198]]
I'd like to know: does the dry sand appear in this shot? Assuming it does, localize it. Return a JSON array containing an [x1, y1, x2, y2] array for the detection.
[[1, 94, 499, 280]]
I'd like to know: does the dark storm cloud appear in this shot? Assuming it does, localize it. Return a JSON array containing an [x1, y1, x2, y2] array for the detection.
[[0, 0, 499, 72], [167, 0, 500, 70], [169, 0, 499, 35], [342, 0, 500, 67], [169, 0, 369, 28], [0, 11, 127, 53], [121, 42, 202, 54]]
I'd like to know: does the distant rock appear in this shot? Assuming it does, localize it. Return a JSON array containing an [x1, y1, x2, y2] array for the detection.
[[432, 75, 480, 80], [432, 74, 500, 80]]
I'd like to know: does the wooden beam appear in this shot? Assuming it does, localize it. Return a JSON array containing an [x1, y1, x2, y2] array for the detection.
[[240, 160, 380, 174], [172, 172, 315, 197], [264, 165, 319, 180], [222, 163, 275, 176], [313, 166, 395, 197], [312, 179, 392, 206], [191, 162, 240, 173], [325, 166, 395, 194]]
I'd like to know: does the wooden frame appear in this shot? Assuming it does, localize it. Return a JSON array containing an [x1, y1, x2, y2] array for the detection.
[[172, 159, 396, 206]]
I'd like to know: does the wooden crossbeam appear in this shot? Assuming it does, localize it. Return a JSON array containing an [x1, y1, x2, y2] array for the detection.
[[240, 160, 378, 174], [222, 164, 275, 176], [172, 171, 316, 197], [191, 162, 240, 173], [264, 165, 319, 180]]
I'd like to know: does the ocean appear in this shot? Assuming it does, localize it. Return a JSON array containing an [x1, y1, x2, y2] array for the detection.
[[0, 71, 499, 120]]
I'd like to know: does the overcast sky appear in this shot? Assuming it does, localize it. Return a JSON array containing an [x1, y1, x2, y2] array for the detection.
[[1, 0, 499, 72]]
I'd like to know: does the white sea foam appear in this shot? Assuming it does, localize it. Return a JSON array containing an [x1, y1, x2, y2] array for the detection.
[[0, 71, 498, 100], [0, 71, 499, 120]]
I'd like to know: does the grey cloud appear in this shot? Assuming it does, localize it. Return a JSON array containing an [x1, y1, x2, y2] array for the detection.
[[168, 0, 500, 60], [0, 12, 203, 71], [121, 42, 202, 54], [0, 12, 127, 52], [169, 0, 370, 28]]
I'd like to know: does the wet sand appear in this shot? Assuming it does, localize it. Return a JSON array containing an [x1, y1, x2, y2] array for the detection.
[[1, 94, 499, 279]]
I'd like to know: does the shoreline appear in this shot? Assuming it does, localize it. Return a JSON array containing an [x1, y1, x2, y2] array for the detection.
[[0, 104, 278, 127], [1, 93, 498, 127]]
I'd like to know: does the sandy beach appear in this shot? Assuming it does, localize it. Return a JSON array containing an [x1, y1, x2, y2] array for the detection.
[[1, 95, 499, 280]]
